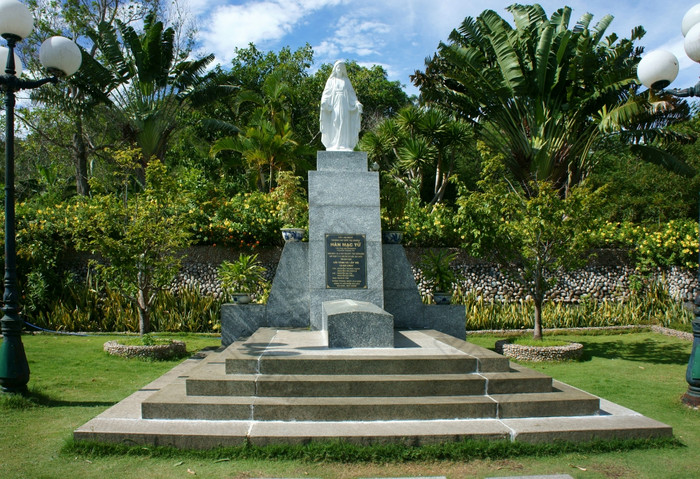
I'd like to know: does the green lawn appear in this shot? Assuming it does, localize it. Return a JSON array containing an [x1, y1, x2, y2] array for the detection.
[[1, 331, 698, 478]]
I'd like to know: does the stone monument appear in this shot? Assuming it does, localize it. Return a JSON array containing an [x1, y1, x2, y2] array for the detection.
[[221, 60, 466, 347], [73, 63, 673, 450]]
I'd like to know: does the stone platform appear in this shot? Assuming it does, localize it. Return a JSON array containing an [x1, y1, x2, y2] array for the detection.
[[74, 328, 672, 448]]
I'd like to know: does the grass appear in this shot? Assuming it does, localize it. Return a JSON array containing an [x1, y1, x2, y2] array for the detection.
[[1, 330, 699, 478]]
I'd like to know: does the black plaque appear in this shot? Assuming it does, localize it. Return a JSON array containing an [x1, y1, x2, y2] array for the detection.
[[325, 234, 367, 289]]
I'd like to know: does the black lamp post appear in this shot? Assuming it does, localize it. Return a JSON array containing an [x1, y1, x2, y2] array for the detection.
[[0, 0, 81, 394], [637, 3, 700, 408]]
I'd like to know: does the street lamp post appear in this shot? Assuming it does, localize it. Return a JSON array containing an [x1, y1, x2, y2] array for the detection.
[[637, 3, 700, 408], [0, 0, 81, 394]]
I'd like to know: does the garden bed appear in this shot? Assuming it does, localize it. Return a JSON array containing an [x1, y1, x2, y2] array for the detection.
[[495, 339, 584, 361], [103, 340, 187, 360]]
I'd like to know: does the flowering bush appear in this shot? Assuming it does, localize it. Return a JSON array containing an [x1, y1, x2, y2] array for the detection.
[[399, 197, 461, 247], [192, 192, 283, 248], [589, 220, 698, 270]]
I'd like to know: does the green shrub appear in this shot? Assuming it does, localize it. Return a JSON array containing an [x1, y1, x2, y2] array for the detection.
[[588, 220, 698, 270], [460, 286, 692, 331], [399, 197, 461, 247], [28, 284, 221, 334]]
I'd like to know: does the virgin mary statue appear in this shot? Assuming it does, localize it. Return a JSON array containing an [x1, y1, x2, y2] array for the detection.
[[320, 60, 362, 151]]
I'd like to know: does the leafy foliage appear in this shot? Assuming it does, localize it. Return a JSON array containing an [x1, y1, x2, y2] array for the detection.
[[418, 249, 460, 293], [74, 156, 192, 335], [458, 175, 604, 338], [218, 253, 268, 298], [412, 3, 694, 198], [360, 106, 475, 205], [87, 10, 220, 184]]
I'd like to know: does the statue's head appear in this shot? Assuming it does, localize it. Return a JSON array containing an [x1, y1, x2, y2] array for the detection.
[[332, 60, 347, 77]]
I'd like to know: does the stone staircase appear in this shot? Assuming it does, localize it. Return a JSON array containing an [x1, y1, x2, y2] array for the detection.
[[74, 326, 673, 448], [139, 328, 600, 423]]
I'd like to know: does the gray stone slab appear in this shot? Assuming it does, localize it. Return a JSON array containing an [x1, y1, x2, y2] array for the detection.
[[221, 304, 266, 346], [322, 299, 394, 348], [309, 289, 384, 330], [249, 419, 509, 446], [265, 242, 309, 328], [316, 150, 367, 171], [382, 244, 425, 328], [308, 206, 382, 243], [308, 171, 380, 207], [504, 414, 673, 443], [422, 305, 467, 340]]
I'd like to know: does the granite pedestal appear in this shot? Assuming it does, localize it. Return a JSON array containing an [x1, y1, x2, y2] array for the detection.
[[322, 299, 394, 348]]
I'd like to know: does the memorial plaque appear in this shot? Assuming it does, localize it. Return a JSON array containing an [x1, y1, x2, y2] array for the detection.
[[325, 234, 367, 289]]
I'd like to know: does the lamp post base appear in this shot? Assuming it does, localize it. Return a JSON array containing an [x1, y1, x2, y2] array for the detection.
[[682, 384, 700, 408], [0, 330, 29, 395]]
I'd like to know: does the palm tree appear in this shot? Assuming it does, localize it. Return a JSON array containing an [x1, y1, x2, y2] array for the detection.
[[359, 105, 472, 204], [89, 11, 219, 185], [210, 72, 313, 191], [412, 3, 693, 198]]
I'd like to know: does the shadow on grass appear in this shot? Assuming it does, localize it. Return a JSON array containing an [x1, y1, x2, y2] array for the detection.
[[1, 388, 115, 410], [580, 338, 690, 365]]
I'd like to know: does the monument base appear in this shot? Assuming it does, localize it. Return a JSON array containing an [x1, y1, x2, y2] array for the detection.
[[74, 327, 673, 449]]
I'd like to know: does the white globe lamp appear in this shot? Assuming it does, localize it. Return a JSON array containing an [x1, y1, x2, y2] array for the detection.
[[0, 0, 33, 40], [40, 36, 82, 77], [637, 50, 679, 90]]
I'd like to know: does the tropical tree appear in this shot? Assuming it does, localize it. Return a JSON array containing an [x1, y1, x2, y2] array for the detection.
[[20, 0, 158, 196], [88, 11, 219, 185], [75, 154, 191, 336], [458, 162, 603, 339], [209, 72, 313, 192], [412, 3, 693, 198], [359, 106, 473, 204]]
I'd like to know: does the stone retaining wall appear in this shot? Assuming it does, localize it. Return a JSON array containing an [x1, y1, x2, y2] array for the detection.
[[68, 246, 699, 303]]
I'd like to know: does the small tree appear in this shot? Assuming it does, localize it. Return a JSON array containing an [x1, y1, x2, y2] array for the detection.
[[460, 173, 602, 339], [76, 154, 191, 335], [271, 171, 308, 228]]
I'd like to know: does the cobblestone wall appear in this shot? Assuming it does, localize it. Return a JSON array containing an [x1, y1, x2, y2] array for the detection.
[[68, 246, 699, 303]]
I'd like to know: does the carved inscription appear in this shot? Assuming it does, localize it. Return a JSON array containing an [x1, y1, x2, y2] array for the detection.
[[325, 234, 367, 289]]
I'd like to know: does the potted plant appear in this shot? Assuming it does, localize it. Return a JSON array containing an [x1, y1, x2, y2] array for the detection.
[[218, 253, 268, 304], [419, 249, 460, 304], [380, 174, 407, 244], [272, 171, 308, 242]]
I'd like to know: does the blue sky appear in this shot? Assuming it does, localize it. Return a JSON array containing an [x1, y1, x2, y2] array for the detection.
[[182, 0, 700, 96]]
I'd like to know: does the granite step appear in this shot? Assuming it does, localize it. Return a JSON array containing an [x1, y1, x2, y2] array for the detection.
[[223, 328, 511, 376], [142, 382, 598, 421], [185, 369, 553, 398], [225, 353, 483, 376]]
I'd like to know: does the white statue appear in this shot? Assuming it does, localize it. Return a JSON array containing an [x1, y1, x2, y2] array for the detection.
[[320, 60, 362, 151]]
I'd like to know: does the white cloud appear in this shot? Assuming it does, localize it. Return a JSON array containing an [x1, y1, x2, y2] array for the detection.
[[197, 0, 345, 64], [335, 16, 389, 56]]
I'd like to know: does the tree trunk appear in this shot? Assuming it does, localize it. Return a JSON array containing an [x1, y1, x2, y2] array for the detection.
[[73, 113, 90, 196], [533, 297, 543, 340], [533, 269, 544, 340], [137, 287, 150, 336]]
